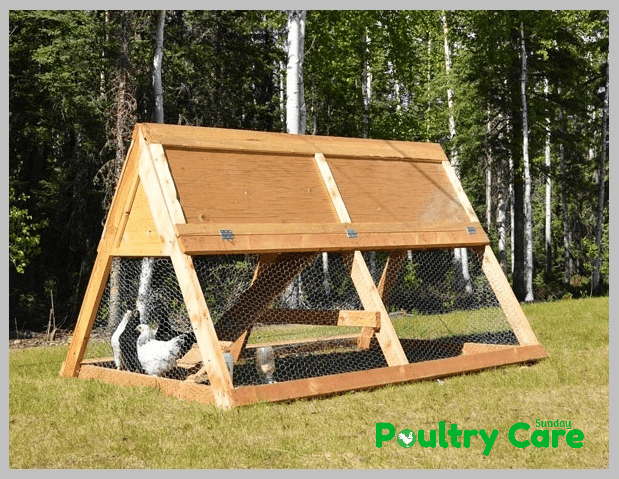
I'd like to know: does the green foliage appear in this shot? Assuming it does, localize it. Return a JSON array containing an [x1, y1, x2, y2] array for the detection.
[[9, 10, 609, 331], [9, 185, 45, 274]]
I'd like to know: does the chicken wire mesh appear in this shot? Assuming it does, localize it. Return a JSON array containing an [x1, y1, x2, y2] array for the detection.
[[86, 248, 519, 388]]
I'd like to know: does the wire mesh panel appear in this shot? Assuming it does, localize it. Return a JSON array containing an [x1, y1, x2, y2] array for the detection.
[[363, 248, 518, 364], [87, 248, 519, 388]]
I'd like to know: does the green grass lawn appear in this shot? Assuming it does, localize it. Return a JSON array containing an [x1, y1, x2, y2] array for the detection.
[[9, 297, 609, 469]]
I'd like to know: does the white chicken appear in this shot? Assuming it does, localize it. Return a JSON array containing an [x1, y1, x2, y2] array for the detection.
[[135, 323, 193, 377]]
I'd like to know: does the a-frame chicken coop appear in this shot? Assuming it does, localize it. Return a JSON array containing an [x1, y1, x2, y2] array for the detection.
[[60, 123, 547, 409]]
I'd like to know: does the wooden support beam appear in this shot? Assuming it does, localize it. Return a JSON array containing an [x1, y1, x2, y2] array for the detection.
[[77, 343, 546, 408], [60, 251, 113, 377], [137, 133, 234, 408], [352, 251, 409, 349], [177, 229, 487, 255], [344, 251, 409, 366], [475, 245, 541, 346], [441, 160, 481, 224], [214, 252, 319, 343], [79, 364, 218, 406], [256, 309, 380, 328], [60, 136, 141, 378], [141, 122, 448, 163], [229, 344, 547, 407]]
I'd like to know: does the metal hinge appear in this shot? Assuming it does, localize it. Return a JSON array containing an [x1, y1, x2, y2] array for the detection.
[[220, 229, 234, 240], [466, 226, 477, 235], [346, 228, 358, 239]]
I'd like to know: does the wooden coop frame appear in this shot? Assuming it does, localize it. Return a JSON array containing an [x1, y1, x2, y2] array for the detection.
[[60, 123, 547, 409]]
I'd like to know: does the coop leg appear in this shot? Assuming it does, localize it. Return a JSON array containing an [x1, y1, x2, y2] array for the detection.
[[60, 251, 114, 378], [344, 251, 409, 366], [473, 245, 540, 346], [356, 251, 408, 349]]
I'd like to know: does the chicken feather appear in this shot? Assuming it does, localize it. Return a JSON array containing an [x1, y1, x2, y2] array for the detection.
[[136, 323, 193, 376]]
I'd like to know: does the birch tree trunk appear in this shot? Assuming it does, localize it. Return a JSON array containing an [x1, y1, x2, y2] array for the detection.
[[558, 84, 572, 285], [361, 27, 377, 278], [485, 111, 492, 230], [108, 11, 134, 330], [286, 10, 306, 135], [362, 28, 372, 140], [544, 78, 552, 278], [285, 10, 307, 307], [442, 12, 472, 294], [153, 10, 165, 124], [510, 155, 515, 275], [497, 155, 509, 273], [520, 21, 534, 302], [592, 62, 608, 293], [135, 10, 166, 323]]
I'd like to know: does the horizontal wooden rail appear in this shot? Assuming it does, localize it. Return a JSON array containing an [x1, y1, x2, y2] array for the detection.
[[140, 123, 448, 163], [78, 344, 546, 408], [255, 309, 381, 328], [175, 221, 485, 236], [174, 222, 489, 255]]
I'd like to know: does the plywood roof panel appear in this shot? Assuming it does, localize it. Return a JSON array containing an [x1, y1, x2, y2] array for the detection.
[[164, 147, 338, 225], [326, 157, 471, 228]]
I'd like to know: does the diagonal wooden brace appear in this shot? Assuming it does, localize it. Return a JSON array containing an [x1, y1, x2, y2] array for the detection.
[[215, 252, 319, 360], [356, 250, 408, 349]]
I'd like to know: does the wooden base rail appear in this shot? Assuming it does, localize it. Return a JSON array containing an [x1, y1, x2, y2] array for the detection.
[[78, 344, 546, 409]]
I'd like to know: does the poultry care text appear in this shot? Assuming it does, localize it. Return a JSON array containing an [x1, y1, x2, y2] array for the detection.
[[375, 420, 583, 456]]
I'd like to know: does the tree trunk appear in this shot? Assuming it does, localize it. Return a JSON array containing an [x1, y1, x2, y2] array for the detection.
[[107, 11, 134, 330], [135, 10, 166, 322], [361, 28, 377, 277], [285, 10, 307, 307], [497, 155, 509, 273], [362, 28, 371, 140], [286, 10, 305, 135], [558, 86, 572, 285], [520, 21, 534, 302], [442, 12, 472, 294], [153, 10, 165, 124], [544, 78, 552, 279], [592, 62, 608, 293]]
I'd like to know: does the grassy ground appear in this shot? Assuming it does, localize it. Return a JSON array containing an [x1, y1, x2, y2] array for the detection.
[[9, 297, 608, 469]]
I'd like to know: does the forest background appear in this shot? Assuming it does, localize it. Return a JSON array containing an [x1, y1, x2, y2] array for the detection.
[[8, 10, 609, 334]]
